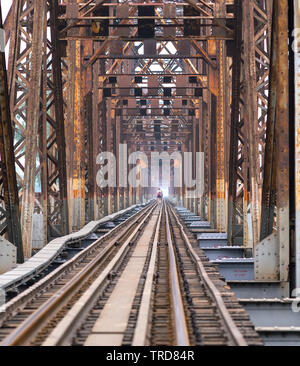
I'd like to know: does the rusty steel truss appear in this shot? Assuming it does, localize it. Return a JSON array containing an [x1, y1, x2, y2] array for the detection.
[[0, 0, 297, 293]]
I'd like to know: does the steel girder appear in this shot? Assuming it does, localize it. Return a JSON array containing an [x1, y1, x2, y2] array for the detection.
[[294, 0, 300, 292], [0, 4, 23, 263], [229, 0, 273, 248], [257, 0, 289, 285], [8, 0, 69, 257], [5, 0, 239, 253], [228, 0, 290, 287]]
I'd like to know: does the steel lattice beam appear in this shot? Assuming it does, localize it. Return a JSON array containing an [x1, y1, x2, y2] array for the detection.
[[0, 4, 23, 262], [8, 0, 69, 257]]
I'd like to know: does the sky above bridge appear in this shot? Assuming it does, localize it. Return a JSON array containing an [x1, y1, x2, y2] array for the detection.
[[1, 1, 12, 21]]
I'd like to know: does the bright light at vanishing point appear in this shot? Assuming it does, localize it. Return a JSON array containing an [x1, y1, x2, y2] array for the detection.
[[162, 188, 169, 198]]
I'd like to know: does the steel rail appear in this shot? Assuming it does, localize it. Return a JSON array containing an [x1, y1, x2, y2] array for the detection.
[[42, 204, 158, 346], [0, 203, 153, 322], [0, 204, 144, 295], [132, 204, 163, 346], [168, 203, 247, 347], [164, 202, 190, 346], [0, 203, 157, 346]]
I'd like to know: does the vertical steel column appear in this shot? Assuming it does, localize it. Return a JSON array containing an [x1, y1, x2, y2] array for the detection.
[[216, 40, 226, 232], [19, 0, 46, 258], [49, 0, 69, 239], [260, 12, 277, 240], [115, 115, 121, 212], [210, 93, 217, 229], [199, 98, 207, 220], [182, 143, 188, 209], [111, 99, 117, 212], [294, 0, 300, 290], [72, 38, 85, 229], [214, 0, 227, 232], [260, 0, 289, 250], [65, 1, 85, 230], [228, 0, 243, 245], [243, 1, 261, 247], [93, 57, 101, 219], [192, 115, 197, 214], [128, 143, 133, 207], [9, 0, 69, 256], [39, 9, 48, 246], [203, 89, 212, 224], [0, 5, 23, 262], [229, 0, 272, 248], [106, 98, 113, 215], [84, 40, 98, 222], [195, 103, 201, 216], [275, 0, 289, 283], [257, 0, 289, 286], [244, 0, 273, 248], [98, 59, 107, 218], [187, 137, 192, 212], [120, 119, 127, 211], [64, 3, 75, 231], [7, 0, 18, 90]]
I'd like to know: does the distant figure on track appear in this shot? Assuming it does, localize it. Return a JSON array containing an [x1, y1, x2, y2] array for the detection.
[[156, 187, 163, 204]]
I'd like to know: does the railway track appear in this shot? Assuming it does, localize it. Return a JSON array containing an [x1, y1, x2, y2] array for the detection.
[[0, 201, 262, 346]]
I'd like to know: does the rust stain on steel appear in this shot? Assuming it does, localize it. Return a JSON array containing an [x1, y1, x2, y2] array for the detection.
[[84, 40, 97, 222], [72, 38, 85, 226], [49, 0, 70, 237], [4, 0, 280, 265], [259, 0, 289, 283], [215, 40, 226, 232], [274, 0, 289, 282], [243, 0, 261, 247], [208, 63, 218, 96], [19, 0, 47, 258], [208, 39, 217, 56], [227, 0, 243, 246], [0, 3, 23, 262], [65, 0, 86, 230]]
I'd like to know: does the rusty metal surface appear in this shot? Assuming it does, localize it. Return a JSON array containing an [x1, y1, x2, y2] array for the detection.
[[0, 0, 296, 291], [274, 0, 289, 283], [0, 4, 23, 263], [228, 0, 273, 250], [49, 0, 70, 238], [227, 0, 242, 247], [257, 0, 289, 286], [15, 0, 47, 258], [294, 0, 300, 291], [7, 0, 71, 258], [245, 0, 273, 248]]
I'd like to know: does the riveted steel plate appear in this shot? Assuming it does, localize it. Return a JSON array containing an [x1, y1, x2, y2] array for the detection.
[[228, 281, 283, 299], [239, 300, 300, 327], [202, 247, 244, 260], [213, 258, 255, 281]]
